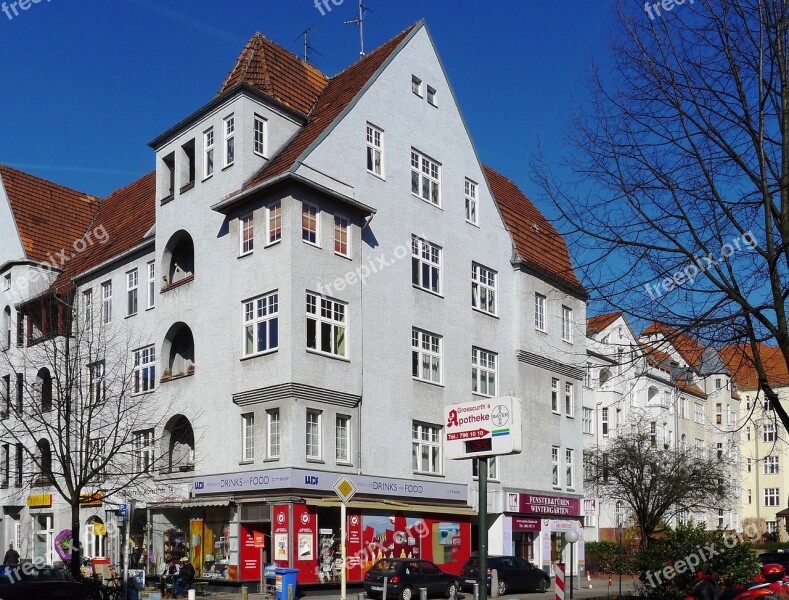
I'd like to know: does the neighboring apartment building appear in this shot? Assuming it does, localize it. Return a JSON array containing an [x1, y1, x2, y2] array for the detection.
[[722, 344, 789, 541], [583, 313, 741, 543], [0, 21, 589, 583]]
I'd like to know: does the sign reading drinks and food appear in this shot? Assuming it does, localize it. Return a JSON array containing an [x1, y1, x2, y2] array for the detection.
[[443, 396, 523, 459]]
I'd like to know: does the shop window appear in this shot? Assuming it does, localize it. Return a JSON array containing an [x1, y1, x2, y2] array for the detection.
[[163, 528, 188, 563]]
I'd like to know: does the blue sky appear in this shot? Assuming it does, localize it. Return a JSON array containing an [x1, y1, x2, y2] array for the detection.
[[0, 0, 614, 199]]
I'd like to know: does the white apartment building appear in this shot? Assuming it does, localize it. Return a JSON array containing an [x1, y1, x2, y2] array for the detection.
[[0, 21, 589, 585], [583, 313, 741, 543]]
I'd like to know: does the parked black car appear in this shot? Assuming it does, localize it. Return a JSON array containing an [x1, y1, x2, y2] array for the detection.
[[364, 558, 460, 600], [460, 556, 550, 595], [0, 565, 90, 600]]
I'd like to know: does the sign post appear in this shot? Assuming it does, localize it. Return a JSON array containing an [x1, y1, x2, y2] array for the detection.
[[333, 476, 358, 600], [254, 531, 266, 594]]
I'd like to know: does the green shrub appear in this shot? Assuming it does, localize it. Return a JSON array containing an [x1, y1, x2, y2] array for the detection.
[[586, 540, 633, 575]]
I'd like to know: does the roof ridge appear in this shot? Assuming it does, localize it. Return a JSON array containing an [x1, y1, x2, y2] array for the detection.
[[0, 165, 99, 202]]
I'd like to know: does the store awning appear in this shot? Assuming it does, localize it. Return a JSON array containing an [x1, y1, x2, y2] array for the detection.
[[182, 497, 234, 508], [305, 498, 476, 516]]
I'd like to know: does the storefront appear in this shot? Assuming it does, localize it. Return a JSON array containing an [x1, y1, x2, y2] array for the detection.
[[185, 468, 473, 585]]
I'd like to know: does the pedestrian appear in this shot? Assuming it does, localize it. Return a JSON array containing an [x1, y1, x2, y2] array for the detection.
[[3, 544, 19, 565], [175, 557, 195, 597], [691, 567, 722, 600]]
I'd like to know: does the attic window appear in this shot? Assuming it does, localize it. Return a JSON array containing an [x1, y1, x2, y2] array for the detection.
[[162, 152, 175, 202], [427, 85, 437, 106], [180, 139, 196, 193], [412, 75, 422, 97]]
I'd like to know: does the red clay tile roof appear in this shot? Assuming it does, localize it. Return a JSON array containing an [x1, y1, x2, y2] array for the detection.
[[675, 379, 706, 398], [217, 33, 329, 117], [587, 312, 622, 335], [54, 172, 156, 292], [483, 165, 585, 296], [244, 24, 416, 190], [0, 165, 99, 265], [640, 343, 674, 369], [641, 322, 707, 372], [720, 343, 789, 390]]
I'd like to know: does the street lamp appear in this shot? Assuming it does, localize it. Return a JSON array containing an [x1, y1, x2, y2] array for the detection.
[[564, 530, 579, 600]]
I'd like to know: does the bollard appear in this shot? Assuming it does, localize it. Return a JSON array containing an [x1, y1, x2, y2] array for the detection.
[[555, 562, 565, 600], [359, 594, 367, 600], [490, 569, 499, 598], [383, 576, 388, 600], [419, 587, 428, 600], [474, 582, 479, 600], [188, 590, 196, 600], [242, 585, 249, 600], [288, 583, 295, 600]]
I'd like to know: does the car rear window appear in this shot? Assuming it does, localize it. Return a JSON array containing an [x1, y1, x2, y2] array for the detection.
[[371, 560, 401, 574]]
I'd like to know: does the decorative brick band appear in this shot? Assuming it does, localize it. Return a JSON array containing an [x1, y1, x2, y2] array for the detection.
[[232, 382, 361, 408]]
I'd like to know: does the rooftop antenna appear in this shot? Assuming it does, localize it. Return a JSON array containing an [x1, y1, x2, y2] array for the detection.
[[294, 26, 321, 64], [344, 0, 371, 58]]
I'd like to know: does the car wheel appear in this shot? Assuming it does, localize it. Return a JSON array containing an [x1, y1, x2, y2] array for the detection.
[[400, 586, 413, 600], [538, 578, 547, 593], [497, 579, 508, 596], [446, 580, 459, 598]]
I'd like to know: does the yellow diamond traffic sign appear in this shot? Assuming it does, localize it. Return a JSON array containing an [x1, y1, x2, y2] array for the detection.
[[333, 476, 358, 503]]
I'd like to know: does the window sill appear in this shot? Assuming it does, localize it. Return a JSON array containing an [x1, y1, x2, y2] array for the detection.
[[222, 162, 234, 172], [253, 151, 269, 160], [472, 477, 500, 483], [336, 461, 354, 468], [367, 170, 386, 182], [535, 328, 547, 334], [239, 460, 254, 466], [306, 458, 325, 464], [412, 284, 443, 299], [411, 192, 442, 210], [125, 312, 137, 319], [302, 240, 322, 249], [306, 348, 349, 362], [160, 193, 175, 206], [238, 251, 253, 259], [146, 305, 155, 312], [241, 348, 279, 362], [334, 252, 352, 261], [161, 275, 194, 292], [566, 415, 575, 419], [412, 471, 445, 478], [180, 181, 195, 195], [265, 239, 282, 248], [161, 370, 195, 384], [472, 307, 498, 319], [263, 457, 280, 463], [472, 392, 495, 399], [131, 389, 156, 398], [412, 377, 444, 388], [202, 174, 213, 183], [551, 410, 561, 416]]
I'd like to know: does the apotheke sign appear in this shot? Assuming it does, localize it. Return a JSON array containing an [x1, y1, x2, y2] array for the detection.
[[193, 468, 468, 502]]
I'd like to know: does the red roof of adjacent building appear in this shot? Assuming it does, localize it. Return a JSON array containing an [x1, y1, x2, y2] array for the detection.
[[675, 378, 707, 398], [640, 343, 675, 369], [483, 165, 585, 296], [641, 322, 708, 371], [217, 32, 329, 117], [720, 343, 789, 390], [0, 165, 99, 265], [587, 312, 622, 335]]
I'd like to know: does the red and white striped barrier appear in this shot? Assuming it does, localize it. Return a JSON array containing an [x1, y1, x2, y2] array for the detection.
[[555, 562, 565, 600]]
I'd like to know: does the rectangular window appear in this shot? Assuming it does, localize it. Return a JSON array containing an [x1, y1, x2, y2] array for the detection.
[[650, 422, 657, 447], [412, 236, 441, 294], [267, 201, 282, 244], [412, 75, 422, 96], [695, 438, 705, 456], [243, 292, 279, 357], [694, 403, 704, 423], [472, 457, 497, 480], [679, 397, 688, 419], [302, 203, 319, 245], [1, 375, 9, 417], [551, 378, 560, 413], [334, 216, 350, 257], [181, 139, 195, 188], [471, 348, 497, 397], [427, 85, 437, 106], [410, 149, 441, 206], [716, 442, 723, 460], [15, 310, 22, 347], [14, 443, 22, 487], [764, 423, 777, 443], [134, 430, 154, 473], [565, 382, 574, 417], [254, 114, 267, 157], [240, 214, 254, 255], [412, 329, 442, 384], [716, 403, 722, 425], [2, 274, 9, 291], [126, 269, 138, 316], [204, 128, 214, 178], [89, 362, 105, 403], [583, 408, 593, 434], [561, 306, 573, 342], [306, 410, 322, 459], [267, 409, 280, 459], [765, 455, 780, 475], [535, 294, 546, 331], [566, 449, 574, 488], [715, 378, 722, 389], [748, 489, 752, 504], [133, 346, 156, 394], [224, 115, 235, 167], [366, 123, 383, 176], [242, 414, 255, 462], [83, 289, 93, 326], [747, 458, 752, 472], [747, 427, 751, 441], [147, 262, 155, 309], [471, 263, 496, 315], [162, 152, 175, 198], [101, 281, 112, 324], [1, 443, 8, 488], [336, 415, 350, 463], [765, 487, 780, 507], [306, 294, 347, 358], [602, 407, 609, 436], [465, 179, 478, 224], [15, 374, 22, 412], [412, 422, 441, 474], [767, 521, 778, 533], [551, 446, 559, 487]]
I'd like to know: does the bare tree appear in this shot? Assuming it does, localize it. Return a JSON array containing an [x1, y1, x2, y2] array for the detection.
[[2, 290, 174, 578], [584, 418, 732, 546], [533, 0, 789, 431]]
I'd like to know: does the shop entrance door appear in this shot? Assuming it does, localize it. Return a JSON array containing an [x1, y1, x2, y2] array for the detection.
[[316, 507, 341, 583]]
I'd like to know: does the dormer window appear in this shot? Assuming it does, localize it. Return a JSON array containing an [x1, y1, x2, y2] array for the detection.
[[162, 152, 175, 202], [412, 75, 422, 97], [224, 115, 235, 167], [427, 85, 437, 106], [180, 139, 195, 193], [203, 128, 214, 179]]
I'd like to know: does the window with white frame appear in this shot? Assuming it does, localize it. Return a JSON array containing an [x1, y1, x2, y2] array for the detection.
[[763, 397, 771, 411], [465, 179, 478, 224], [561, 306, 573, 342], [306, 294, 347, 357], [566, 449, 574, 488], [410, 149, 441, 206], [694, 402, 704, 423], [471, 263, 496, 315], [334, 216, 350, 257], [551, 378, 560, 413], [764, 423, 777, 443], [716, 403, 722, 424], [240, 214, 254, 255], [747, 427, 751, 441], [535, 293, 546, 331], [336, 415, 350, 463], [765, 455, 780, 475], [133, 346, 156, 394], [767, 520, 778, 533], [679, 397, 688, 419], [412, 329, 441, 384], [583, 408, 593, 434], [471, 348, 497, 396], [243, 292, 279, 357], [602, 407, 609, 436], [83, 289, 92, 326], [224, 115, 235, 167], [716, 442, 723, 459], [89, 362, 105, 403], [551, 446, 559, 487], [254, 114, 267, 157], [204, 128, 214, 178], [765, 487, 780, 506], [302, 203, 319, 245], [472, 457, 497, 480], [366, 123, 383, 176], [565, 382, 574, 417], [695, 438, 705, 456], [2, 274, 9, 291], [650, 421, 657, 447], [748, 489, 752, 504], [267, 409, 280, 459], [134, 429, 154, 473], [412, 422, 441, 474], [242, 414, 255, 462], [306, 410, 322, 459], [267, 201, 282, 244], [412, 236, 441, 294], [126, 269, 138, 316], [146, 262, 155, 309], [101, 281, 112, 324]]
